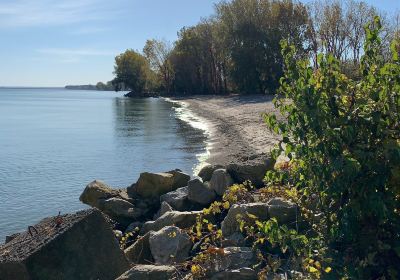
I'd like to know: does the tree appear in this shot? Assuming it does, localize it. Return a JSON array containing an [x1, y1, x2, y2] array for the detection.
[[171, 21, 226, 95], [143, 39, 175, 93], [215, 0, 311, 94], [112, 49, 152, 93]]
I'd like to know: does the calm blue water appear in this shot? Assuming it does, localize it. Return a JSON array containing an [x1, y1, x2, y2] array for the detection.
[[0, 88, 208, 241]]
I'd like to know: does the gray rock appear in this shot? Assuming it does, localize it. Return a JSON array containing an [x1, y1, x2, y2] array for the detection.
[[142, 211, 201, 234], [99, 197, 142, 226], [160, 186, 189, 211], [221, 203, 269, 237], [124, 232, 154, 264], [198, 164, 224, 182], [267, 197, 298, 225], [188, 178, 216, 205], [227, 158, 273, 187], [166, 169, 191, 189], [116, 265, 175, 280], [221, 247, 257, 270], [0, 209, 129, 280], [132, 172, 176, 198], [210, 169, 234, 196], [149, 226, 192, 264], [204, 247, 257, 276], [153, 201, 173, 220], [79, 180, 120, 208], [221, 232, 246, 247], [211, 268, 257, 280]]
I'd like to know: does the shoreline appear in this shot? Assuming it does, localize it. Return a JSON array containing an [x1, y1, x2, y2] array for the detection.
[[169, 94, 281, 167]]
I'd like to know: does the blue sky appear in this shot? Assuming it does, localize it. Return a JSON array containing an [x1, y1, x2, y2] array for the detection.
[[0, 0, 398, 87]]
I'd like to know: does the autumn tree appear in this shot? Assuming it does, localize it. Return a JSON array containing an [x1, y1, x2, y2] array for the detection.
[[143, 39, 175, 93], [215, 0, 311, 94], [112, 49, 152, 93]]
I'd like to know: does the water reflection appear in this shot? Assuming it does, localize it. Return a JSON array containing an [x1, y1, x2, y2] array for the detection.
[[112, 97, 208, 175]]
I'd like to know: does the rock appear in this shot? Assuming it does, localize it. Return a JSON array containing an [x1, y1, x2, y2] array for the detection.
[[99, 197, 143, 226], [227, 158, 273, 187], [5, 233, 20, 244], [198, 164, 224, 182], [132, 172, 176, 198], [116, 265, 175, 280], [204, 247, 257, 276], [142, 211, 201, 234], [221, 232, 246, 247], [221, 247, 257, 270], [166, 169, 191, 189], [79, 180, 120, 208], [267, 197, 298, 225], [210, 169, 234, 196], [153, 201, 173, 220], [211, 268, 257, 280], [221, 203, 269, 237], [149, 226, 192, 264], [0, 209, 129, 280], [124, 232, 154, 264], [188, 178, 216, 205], [160, 187, 189, 211]]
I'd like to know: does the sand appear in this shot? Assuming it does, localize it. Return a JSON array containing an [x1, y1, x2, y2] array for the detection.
[[173, 94, 282, 166]]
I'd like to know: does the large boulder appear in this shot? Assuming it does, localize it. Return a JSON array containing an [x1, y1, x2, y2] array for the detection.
[[166, 169, 191, 189], [141, 211, 201, 234], [221, 203, 269, 238], [124, 232, 154, 264], [160, 186, 189, 211], [98, 197, 143, 226], [188, 178, 216, 205], [79, 180, 121, 208], [267, 197, 298, 225], [0, 209, 129, 280], [131, 172, 176, 199], [149, 226, 192, 264], [209, 169, 234, 196], [116, 265, 175, 280], [198, 164, 224, 182], [227, 158, 273, 187]]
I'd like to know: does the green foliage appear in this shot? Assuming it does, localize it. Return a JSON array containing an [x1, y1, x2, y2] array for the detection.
[[112, 49, 153, 93], [215, 0, 310, 94], [264, 17, 400, 279]]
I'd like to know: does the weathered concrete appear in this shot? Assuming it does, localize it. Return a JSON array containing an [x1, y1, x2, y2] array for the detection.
[[0, 209, 129, 280]]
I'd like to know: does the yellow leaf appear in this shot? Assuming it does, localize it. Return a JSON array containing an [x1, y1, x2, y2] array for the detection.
[[222, 201, 230, 209], [325, 267, 332, 273], [309, 266, 318, 273]]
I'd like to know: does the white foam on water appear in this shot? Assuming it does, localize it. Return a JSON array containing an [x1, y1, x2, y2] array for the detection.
[[164, 97, 212, 175]]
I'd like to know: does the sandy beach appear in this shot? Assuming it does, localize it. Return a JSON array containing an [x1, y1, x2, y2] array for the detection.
[[174, 95, 282, 166]]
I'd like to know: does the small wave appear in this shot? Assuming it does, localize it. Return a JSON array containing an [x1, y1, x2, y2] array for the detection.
[[164, 98, 211, 175]]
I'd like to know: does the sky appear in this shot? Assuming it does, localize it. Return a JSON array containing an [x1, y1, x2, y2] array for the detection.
[[0, 0, 399, 87]]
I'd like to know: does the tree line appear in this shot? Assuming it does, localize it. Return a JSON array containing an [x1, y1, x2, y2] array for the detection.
[[112, 0, 400, 95]]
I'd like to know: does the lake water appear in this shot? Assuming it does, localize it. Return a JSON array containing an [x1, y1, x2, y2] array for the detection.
[[0, 88, 208, 242]]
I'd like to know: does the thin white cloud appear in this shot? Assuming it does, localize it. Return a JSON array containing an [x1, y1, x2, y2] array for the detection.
[[0, 0, 124, 27]]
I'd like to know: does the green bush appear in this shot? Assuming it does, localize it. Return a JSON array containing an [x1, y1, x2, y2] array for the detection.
[[264, 17, 400, 279]]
